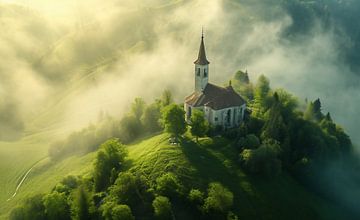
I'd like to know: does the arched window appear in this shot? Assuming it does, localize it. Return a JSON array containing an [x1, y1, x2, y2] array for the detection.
[[197, 68, 200, 76], [204, 69, 207, 77]]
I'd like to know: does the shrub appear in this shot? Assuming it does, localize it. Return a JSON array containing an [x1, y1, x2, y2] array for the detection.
[[156, 173, 183, 198], [203, 183, 233, 214], [152, 196, 172, 220], [237, 134, 260, 150], [188, 189, 204, 205], [239, 139, 282, 177], [94, 139, 128, 191]]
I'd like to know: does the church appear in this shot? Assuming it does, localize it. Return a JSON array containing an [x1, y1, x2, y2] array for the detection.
[[184, 33, 246, 129]]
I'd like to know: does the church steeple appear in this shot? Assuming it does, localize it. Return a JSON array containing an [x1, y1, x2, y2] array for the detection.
[[194, 30, 210, 65], [194, 30, 210, 92]]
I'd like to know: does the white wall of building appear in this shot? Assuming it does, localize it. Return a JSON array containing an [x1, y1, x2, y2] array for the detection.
[[195, 64, 209, 92], [185, 103, 246, 129]]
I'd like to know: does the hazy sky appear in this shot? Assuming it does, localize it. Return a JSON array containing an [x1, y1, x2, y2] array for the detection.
[[0, 0, 359, 148]]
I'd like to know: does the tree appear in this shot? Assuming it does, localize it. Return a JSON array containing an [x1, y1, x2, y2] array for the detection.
[[111, 205, 135, 220], [161, 89, 173, 107], [161, 104, 186, 138], [141, 103, 162, 133], [10, 194, 46, 220], [190, 110, 209, 142], [304, 98, 323, 122], [188, 189, 204, 205], [43, 191, 71, 220], [156, 173, 183, 198], [239, 139, 282, 176], [234, 70, 250, 84], [109, 172, 138, 206], [152, 196, 172, 220], [237, 134, 260, 150], [119, 114, 142, 143], [72, 186, 92, 220], [94, 139, 128, 191], [131, 98, 146, 120], [254, 75, 271, 108], [261, 93, 286, 141], [203, 183, 233, 214]]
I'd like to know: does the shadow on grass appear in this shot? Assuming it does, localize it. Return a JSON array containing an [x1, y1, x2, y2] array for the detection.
[[179, 138, 260, 219]]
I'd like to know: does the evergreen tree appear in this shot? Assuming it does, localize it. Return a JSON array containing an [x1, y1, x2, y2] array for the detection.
[[253, 75, 271, 116], [261, 93, 286, 141]]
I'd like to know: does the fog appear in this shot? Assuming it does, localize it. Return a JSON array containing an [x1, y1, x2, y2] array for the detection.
[[0, 0, 359, 149], [1, 0, 360, 215]]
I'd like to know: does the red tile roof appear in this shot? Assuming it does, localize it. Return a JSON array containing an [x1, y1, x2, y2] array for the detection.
[[185, 83, 246, 110]]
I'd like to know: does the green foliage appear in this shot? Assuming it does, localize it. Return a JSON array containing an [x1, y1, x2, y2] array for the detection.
[[152, 196, 172, 220], [156, 173, 183, 198], [234, 70, 250, 84], [108, 172, 139, 206], [188, 189, 204, 205], [237, 134, 261, 150], [10, 195, 46, 220], [43, 191, 71, 220], [141, 103, 162, 133], [161, 89, 173, 107], [190, 110, 209, 141], [232, 70, 254, 101], [94, 139, 128, 192], [304, 98, 323, 122], [252, 74, 272, 116], [240, 139, 282, 177], [203, 182, 233, 214], [112, 205, 135, 220], [72, 186, 93, 220], [131, 98, 146, 120], [161, 104, 186, 137], [261, 93, 286, 141]]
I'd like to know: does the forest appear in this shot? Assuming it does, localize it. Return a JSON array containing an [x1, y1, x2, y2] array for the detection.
[[9, 71, 359, 220]]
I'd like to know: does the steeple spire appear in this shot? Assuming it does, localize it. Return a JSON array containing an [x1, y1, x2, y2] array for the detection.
[[194, 30, 210, 65]]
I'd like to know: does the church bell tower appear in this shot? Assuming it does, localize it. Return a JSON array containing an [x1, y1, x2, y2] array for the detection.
[[194, 31, 210, 92]]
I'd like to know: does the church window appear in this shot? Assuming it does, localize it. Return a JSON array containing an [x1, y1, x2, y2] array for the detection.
[[197, 68, 200, 76], [214, 117, 218, 121], [204, 69, 207, 77]]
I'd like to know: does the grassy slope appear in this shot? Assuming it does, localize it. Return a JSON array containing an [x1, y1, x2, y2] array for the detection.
[[128, 133, 350, 220], [0, 150, 96, 219]]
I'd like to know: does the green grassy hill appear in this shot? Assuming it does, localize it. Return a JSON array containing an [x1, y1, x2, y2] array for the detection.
[[1, 132, 354, 219], [127, 133, 349, 220]]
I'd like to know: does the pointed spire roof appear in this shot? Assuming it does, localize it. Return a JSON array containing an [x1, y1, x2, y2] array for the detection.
[[194, 30, 210, 65]]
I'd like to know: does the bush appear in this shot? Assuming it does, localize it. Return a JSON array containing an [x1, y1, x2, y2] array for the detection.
[[188, 189, 204, 205], [239, 139, 282, 177], [10, 194, 46, 220], [152, 196, 172, 220], [203, 183, 233, 214], [237, 134, 260, 150], [94, 139, 128, 192], [111, 205, 135, 220], [109, 172, 138, 206], [156, 173, 183, 198], [43, 191, 71, 220]]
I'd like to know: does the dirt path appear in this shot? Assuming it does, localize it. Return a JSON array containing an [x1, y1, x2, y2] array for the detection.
[[6, 158, 47, 202]]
